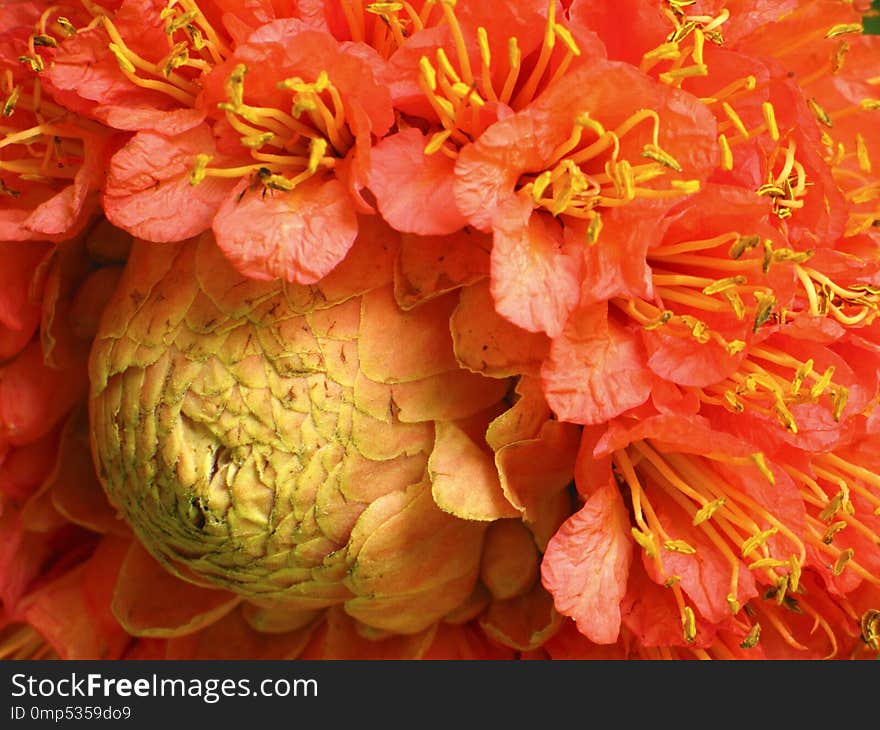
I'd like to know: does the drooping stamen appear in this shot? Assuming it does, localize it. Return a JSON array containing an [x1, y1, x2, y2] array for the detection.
[[191, 66, 346, 193]]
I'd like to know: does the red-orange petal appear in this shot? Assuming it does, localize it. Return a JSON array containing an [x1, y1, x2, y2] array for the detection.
[[541, 479, 633, 644], [213, 176, 358, 284]]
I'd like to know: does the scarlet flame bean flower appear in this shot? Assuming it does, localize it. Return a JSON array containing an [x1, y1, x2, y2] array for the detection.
[[0, 0, 879, 661]]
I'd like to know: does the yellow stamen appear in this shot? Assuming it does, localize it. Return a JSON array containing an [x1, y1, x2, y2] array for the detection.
[[664, 539, 697, 555], [682, 605, 697, 643], [807, 97, 833, 128], [741, 527, 778, 557], [718, 133, 733, 171], [740, 622, 761, 648], [825, 23, 863, 38], [762, 102, 779, 141], [833, 548, 854, 576]]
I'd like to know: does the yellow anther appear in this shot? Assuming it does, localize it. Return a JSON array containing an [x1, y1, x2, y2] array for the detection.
[[860, 609, 880, 651], [727, 595, 741, 615], [773, 398, 798, 434], [240, 132, 273, 149], [752, 291, 776, 332], [424, 129, 452, 155], [771, 248, 813, 265], [702, 275, 746, 295], [165, 9, 198, 34], [682, 606, 697, 643], [718, 133, 733, 171], [831, 386, 848, 421], [664, 540, 697, 555], [18, 54, 44, 73], [680, 315, 710, 343], [586, 212, 603, 245], [840, 483, 855, 515], [631, 527, 657, 558], [807, 97, 833, 128], [809, 366, 835, 400], [723, 391, 745, 412], [226, 63, 247, 109], [740, 622, 761, 649], [307, 137, 327, 174], [664, 575, 682, 587], [726, 340, 746, 356], [741, 527, 778, 557], [643, 310, 673, 330], [262, 173, 296, 191], [825, 23, 863, 38], [670, 179, 700, 194], [788, 555, 801, 593], [659, 64, 708, 84], [507, 36, 521, 71], [860, 99, 880, 111], [366, 2, 404, 12], [451, 82, 484, 106], [831, 40, 849, 74], [159, 41, 190, 77], [791, 358, 813, 395], [32, 34, 57, 48], [833, 547, 854, 576], [2, 86, 20, 117], [530, 170, 553, 203], [292, 96, 317, 117], [724, 290, 746, 320], [418, 56, 437, 90], [756, 183, 786, 198], [819, 493, 844, 522], [108, 43, 136, 74], [693, 497, 726, 526], [641, 143, 682, 171], [56, 17, 77, 35], [476, 26, 491, 68], [553, 24, 581, 56], [761, 102, 779, 141], [729, 234, 760, 259], [721, 101, 748, 138], [189, 153, 212, 186], [748, 557, 789, 570], [773, 574, 789, 605], [856, 133, 872, 173], [821, 521, 847, 544]]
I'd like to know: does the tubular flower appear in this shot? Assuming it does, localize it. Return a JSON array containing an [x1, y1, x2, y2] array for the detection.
[[1, 11, 110, 242], [103, 18, 394, 283], [365, 0, 606, 235]]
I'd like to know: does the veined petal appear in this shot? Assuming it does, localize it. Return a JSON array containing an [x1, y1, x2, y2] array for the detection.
[[490, 195, 582, 338], [213, 176, 358, 284], [542, 302, 653, 424], [541, 479, 633, 644], [103, 125, 236, 242], [368, 128, 468, 236]]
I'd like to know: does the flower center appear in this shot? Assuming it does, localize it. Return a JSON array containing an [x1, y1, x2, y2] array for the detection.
[[516, 109, 699, 232], [189, 66, 347, 192], [92, 0, 228, 107], [0, 74, 89, 195]]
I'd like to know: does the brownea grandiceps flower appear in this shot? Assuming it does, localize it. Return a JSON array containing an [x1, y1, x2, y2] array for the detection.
[[2, 0, 880, 661]]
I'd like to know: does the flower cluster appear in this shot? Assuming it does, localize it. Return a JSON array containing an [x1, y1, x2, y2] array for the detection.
[[1, 0, 879, 660]]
